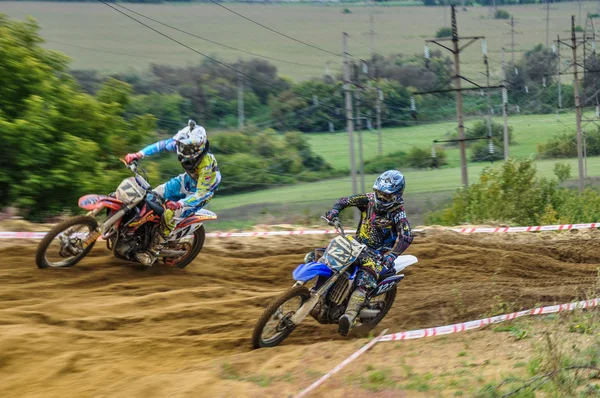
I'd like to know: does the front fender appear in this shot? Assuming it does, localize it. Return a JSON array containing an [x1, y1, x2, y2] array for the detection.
[[292, 261, 332, 282], [78, 194, 123, 211]]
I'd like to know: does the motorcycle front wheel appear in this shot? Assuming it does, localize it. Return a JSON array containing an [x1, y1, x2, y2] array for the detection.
[[35, 216, 99, 269], [252, 285, 310, 349]]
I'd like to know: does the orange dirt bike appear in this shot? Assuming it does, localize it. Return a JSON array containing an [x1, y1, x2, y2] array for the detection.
[[35, 160, 217, 269]]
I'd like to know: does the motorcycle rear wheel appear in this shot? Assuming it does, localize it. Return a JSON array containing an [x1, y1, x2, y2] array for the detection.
[[163, 226, 205, 269], [252, 285, 310, 349], [354, 286, 397, 335], [35, 216, 99, 269]]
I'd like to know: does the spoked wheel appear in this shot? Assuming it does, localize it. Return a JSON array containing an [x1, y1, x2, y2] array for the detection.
[[161, 226, 205, 269], [252, 286, 310, 349], [354, 287, 397, 335], [35, 216, 99, 269]]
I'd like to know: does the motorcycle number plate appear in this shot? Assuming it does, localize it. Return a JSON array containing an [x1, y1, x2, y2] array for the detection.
[[116, 177, 145, 204], [322, 236, 357, 270]]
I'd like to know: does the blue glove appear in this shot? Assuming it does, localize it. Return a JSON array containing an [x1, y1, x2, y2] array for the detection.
[[325, 209, 340, 223], [382, 253, 397, 270]]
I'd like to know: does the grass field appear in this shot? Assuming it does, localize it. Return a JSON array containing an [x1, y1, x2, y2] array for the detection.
[[204, 111, 596, 218], [209, 156, 600, 212], [305, 112, 583, 170], [2, 2, 595, 80]]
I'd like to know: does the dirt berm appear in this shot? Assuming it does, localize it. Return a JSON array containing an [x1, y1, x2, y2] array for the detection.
[[1, 228, 599, 397]]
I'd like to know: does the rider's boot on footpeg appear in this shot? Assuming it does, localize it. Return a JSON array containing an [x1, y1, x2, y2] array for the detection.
[[136, 231, 168, 266], [338, 288, 366, 336]]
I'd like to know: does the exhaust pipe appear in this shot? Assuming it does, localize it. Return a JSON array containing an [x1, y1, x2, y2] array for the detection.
[[359, 309, 381, 319], [158, 250, 187, 258]]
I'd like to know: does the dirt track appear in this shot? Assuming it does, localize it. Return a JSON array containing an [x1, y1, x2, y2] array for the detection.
[[1, 229, 600, 397]]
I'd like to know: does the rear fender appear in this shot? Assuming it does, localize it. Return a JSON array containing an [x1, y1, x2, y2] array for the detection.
[[370, 275, 404, 298], [393, 255, 418, 273], [78, 194, 123, 211], [175, 209, 218, 230], [292, 261, 333, 282]]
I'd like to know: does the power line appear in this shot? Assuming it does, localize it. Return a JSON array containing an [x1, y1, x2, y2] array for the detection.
[[205, 0, 341, 57], [45, 39, 161, 62], [348, 34, 385, 59], [112, 2, 338, 71], [98, 0, 340, 116]]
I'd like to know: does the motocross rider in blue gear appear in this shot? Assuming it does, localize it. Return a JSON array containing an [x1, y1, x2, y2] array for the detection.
[[124, 119, 221, 266], [306, 170, 413, 336]]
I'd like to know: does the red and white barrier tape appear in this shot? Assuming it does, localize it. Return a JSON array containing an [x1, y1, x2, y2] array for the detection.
[[380, 298, 600, 341], [455, 223, 599, 234], [1, 221, 599, 240], [0, 232, 47, 239], [205, 229, 354, 238], [294, 298, 600, 397]]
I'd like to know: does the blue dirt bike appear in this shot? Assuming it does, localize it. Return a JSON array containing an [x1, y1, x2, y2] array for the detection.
[[252, 217, 418, 348]]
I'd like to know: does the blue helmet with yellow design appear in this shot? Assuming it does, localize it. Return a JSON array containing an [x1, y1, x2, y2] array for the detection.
[[373, 170, 405, 213]]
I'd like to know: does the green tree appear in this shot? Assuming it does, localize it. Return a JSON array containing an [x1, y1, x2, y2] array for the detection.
[[209, 128, 333, 194], [427, 158, 559, 226], [538, 127, 600, 159], [435, 27, 452, 38], [494, 9, 511, 19], [406, 146, 447, 169], [127, 92, 192, 133], [0, 15, 156, 218]]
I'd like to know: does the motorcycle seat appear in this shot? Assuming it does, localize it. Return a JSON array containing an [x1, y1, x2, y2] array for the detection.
[[144, 194, 164, 216]]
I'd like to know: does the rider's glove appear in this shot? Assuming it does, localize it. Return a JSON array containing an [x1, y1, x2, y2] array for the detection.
[[325, 209, 340, 223], [382, 253, 397, 270], [125, 151, 144, 165], [165, 200, 182, 211]]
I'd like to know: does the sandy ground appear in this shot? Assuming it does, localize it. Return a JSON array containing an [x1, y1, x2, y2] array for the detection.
[[1, 225, 599, 397]]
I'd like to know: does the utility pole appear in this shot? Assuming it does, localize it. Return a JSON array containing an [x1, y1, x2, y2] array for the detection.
[[354, 62, 365, 193], [501, 48, 510, 160], [342, 33, 358, 202], [510, 16, 516, 64], [237, 70, 244, 129], [546, 0, 550, 48], [418, 5, 502, 185], [483, 41, 493, 145], [584, 129, 588, 179], [376, 87, 382, 156], [369, 14, 375, 58], [557, 35, 562, 108], [571, 15, 585, 193], [451, 6, 468, 186]]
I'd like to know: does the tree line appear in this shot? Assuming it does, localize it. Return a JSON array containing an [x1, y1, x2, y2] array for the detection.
[[0, 15, 334, 218], [1, 13, 594, 219]]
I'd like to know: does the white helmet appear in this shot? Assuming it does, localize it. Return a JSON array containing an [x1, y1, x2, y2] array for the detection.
[[173, 120, 208, 173]]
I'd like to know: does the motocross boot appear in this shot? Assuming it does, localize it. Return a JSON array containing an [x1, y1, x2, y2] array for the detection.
[[338, 288, 366, 336], [135, 231, 167, 266], [135, 210, 175, 266]]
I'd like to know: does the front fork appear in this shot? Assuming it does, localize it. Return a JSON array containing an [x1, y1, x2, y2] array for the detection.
[[290, 272, 344, 325]]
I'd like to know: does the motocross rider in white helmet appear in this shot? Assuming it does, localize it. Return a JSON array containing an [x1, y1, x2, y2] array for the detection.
[[124, 119, 221, 266]]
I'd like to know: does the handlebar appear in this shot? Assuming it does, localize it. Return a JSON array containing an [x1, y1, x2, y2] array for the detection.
[[127, 159, 139, 173], [320, 216, 346, 238], [320, 215, 383, 263], [119, 158, 152, 191]]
